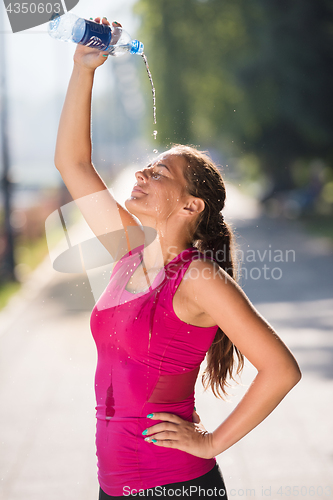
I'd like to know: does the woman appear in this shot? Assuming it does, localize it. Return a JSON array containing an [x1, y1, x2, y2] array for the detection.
[[55, 17, 301, 499]]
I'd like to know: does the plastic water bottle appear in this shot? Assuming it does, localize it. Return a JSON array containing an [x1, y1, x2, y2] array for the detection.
[[48, 13, 144, 57]]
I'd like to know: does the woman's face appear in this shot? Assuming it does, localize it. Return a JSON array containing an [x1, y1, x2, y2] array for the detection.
[[125, 153, 191, 223]]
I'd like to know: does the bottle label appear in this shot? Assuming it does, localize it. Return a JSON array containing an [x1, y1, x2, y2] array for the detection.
[[80, 20, 112, 50]]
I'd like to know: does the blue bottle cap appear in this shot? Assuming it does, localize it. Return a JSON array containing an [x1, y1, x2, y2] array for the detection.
[[130, 40, 144, 55]]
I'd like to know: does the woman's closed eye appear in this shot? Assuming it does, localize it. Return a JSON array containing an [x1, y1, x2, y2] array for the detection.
[[143, 164, 162, 179], [151, 171, 163, 179]]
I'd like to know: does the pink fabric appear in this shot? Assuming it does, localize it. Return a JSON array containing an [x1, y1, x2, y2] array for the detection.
[[90, 246, 218, 495]]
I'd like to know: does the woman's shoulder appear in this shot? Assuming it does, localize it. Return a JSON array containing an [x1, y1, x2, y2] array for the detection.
[[182, 256, 240, 299], [187, 255, 226, 278]]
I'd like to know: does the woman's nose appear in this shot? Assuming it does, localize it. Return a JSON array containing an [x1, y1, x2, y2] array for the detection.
[[135, 170, 147, 183]]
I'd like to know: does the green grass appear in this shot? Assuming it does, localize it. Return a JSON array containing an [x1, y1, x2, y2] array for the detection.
[[0, 281, 21, 310], [0, 227, 65, 311], [0, 235, 49, 311]]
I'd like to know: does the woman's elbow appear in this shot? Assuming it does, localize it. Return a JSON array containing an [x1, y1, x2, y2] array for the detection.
[[285, 362, 302, 389], [293, 365, 302, 385], [265, 358, 302, 391], [54, 152, 63, 172]]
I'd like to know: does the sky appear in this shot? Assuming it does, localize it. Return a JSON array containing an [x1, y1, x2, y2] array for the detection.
[[2, 0, 139, 99], [0, 0, 138, 99], [0, 0, 148, 191]]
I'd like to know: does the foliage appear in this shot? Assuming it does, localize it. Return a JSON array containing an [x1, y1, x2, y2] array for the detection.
[[135, 0, 333, 190]]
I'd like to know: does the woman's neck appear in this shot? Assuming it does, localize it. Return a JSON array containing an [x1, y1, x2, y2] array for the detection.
[[138, 222, 191, 269]]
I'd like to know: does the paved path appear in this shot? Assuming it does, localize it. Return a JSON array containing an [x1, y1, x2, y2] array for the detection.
[[0, 176, 332, 500], [200, 189, 333, 500]]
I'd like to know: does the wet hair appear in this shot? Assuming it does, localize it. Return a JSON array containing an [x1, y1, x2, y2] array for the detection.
[[168, 144, 244, 398]]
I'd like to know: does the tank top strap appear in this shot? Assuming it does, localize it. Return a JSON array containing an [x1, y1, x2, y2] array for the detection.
[[110, 244, 144, 280], [165, 247, 218, 292], [110, 246, 214, 299], [164, 247, 202, 294]]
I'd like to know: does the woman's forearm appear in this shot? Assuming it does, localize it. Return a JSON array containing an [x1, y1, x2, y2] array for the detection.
[[55, 64, 95, 170], [211, 365, 301, 456]]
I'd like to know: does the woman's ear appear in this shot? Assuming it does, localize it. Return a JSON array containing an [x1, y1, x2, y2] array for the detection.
[[182, 197, 205, 217]]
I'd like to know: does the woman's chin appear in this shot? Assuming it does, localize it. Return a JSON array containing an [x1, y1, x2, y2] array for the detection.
[[125, 196, 158, 219], [124, 199, 132, 214]]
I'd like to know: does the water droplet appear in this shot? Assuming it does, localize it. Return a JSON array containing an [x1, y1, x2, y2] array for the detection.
[[153, 130, 158, 140], [153, 149, 158, 154]]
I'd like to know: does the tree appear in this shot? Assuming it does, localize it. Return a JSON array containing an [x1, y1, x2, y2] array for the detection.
[[135, 0, 333, 190]]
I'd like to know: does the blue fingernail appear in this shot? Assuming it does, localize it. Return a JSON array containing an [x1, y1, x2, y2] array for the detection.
[[152, 438, 157, 443], [147, 413, 154, 418], [142, 429, 148, 435]]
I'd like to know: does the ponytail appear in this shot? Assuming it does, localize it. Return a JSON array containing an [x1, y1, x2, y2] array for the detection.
[[169, 144, 244, 397]]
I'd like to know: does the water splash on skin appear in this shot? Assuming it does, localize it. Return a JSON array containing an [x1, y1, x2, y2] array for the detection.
[[105, 370, 115, 424]]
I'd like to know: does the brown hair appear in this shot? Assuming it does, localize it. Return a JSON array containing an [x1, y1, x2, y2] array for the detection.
[[168, 144, 244, 397]]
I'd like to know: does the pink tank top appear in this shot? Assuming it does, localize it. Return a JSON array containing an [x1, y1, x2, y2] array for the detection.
[[90, 246, 218, 495]]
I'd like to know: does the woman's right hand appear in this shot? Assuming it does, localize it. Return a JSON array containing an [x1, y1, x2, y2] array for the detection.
[[73, 18, 122, 70]]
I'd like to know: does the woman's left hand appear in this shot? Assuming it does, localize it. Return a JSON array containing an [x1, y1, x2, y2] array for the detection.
[[143, 412, 216, 459]]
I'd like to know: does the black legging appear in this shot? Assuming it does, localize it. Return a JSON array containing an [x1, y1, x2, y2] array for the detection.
[[99, 463, 228, 499]]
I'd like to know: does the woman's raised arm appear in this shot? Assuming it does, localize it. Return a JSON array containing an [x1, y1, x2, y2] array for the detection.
[[55, 18, 141, 257]]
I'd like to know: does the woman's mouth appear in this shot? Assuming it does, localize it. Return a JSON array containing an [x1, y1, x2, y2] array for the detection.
[[131, 186, 147, 195]]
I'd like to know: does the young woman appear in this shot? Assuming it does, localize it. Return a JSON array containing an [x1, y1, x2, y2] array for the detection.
[[55, 17, 301, 499]]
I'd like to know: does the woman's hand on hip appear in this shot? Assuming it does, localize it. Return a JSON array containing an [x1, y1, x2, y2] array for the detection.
[[143, 412, 216, 459], [73, 18, 122, 70]]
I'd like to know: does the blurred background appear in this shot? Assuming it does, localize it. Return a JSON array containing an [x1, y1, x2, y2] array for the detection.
[[0, 0, 153, 292], [135, 0, 333, 221], [0, 0, 332, 499], [1, 0, 333, 295]]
